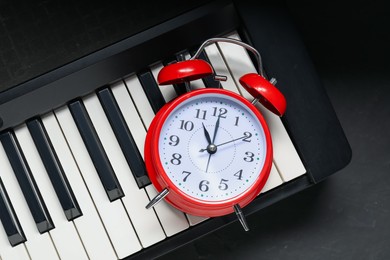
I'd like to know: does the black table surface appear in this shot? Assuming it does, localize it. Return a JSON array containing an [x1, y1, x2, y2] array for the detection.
[[1, 0, 389, 259]]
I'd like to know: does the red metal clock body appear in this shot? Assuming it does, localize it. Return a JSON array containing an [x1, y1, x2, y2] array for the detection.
[[144, 88, 273, 217]]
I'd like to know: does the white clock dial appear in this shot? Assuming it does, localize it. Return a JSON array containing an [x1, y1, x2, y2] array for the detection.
[[158, 92, 267, 201]]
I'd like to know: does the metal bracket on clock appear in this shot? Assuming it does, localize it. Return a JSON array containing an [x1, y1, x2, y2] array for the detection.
[[145, 188, 169, 209], [234, 204, 250, 231]]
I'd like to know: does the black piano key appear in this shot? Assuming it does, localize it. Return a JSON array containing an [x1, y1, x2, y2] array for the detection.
[[0, 131, 54, 234], [137, 70, 166, 113], [26, 119, 82, 221], [68, 100, 124, 202], [0, 177, 26, 246], [162, 56, 176, 66], [97, 88, 151, 188], [190, 49, 221, 89]]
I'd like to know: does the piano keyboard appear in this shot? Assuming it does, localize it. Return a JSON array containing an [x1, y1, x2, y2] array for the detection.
[[0, 31, 306, 260]]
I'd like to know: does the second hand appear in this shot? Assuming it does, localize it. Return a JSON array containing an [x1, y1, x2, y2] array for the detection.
[[199, 135, 247, 153]]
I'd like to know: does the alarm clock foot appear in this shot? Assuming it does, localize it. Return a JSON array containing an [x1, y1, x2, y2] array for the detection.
[[233, 204, 250, 231], [146, 188, 169, 209]]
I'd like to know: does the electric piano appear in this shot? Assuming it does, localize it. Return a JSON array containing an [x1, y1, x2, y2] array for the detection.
[[0, 0, 351, 259]]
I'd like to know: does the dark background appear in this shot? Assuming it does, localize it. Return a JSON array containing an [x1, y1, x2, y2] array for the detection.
[[1, 0, 390, 259]]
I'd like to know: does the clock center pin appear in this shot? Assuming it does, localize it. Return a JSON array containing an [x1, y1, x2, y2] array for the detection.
[[206, 144, 217, 154]]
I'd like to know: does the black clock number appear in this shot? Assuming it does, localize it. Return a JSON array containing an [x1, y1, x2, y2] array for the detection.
[[243, 132, 252, 142], [218, 179, 229, 190], [234, 169, 243, 180], [169, 135, 180, 146], [199, 180, 210, 192], [212, 107, 227, 118], [179, 120, 194, 131], [244, 152, 255, 162], [234, 116, 239, 126], [182, 171, 191, 182], [171, 153, 182, 165], [195, 109, 207, 120]]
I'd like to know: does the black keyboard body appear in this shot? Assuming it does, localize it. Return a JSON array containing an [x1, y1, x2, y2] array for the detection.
[[0, 0, 351, 259]]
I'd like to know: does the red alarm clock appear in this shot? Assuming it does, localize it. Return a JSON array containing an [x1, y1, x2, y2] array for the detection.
[[145, 38, 286, 231]]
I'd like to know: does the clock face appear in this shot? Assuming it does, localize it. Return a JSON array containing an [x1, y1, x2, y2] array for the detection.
[[157, 91, 268, 202]]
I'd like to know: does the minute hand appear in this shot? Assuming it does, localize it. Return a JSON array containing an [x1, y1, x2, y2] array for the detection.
[[199, 135, 247, 152]]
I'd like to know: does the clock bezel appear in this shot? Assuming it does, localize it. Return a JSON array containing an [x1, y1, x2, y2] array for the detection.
[[145, 88, 273, 217]]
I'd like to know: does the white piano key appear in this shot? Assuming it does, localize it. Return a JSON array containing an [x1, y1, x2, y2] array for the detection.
[[187, 75, 207, 90], [186, 214, 208, 226], [54, 106, 140, 259], [124, 75, 155, 129], [216, 32, 306, 182], [113, 80, 190, 237], [111, 82, 147, 159], [203, 43, 243, 93], [261, 164, 283, 194], [150, 65, 210, 226], [83, 93, 165, 248], [204, 41, 284, 189], [0, 141, 59, 260], [41, 112, 117, 260], [14, 125, 88, 260]]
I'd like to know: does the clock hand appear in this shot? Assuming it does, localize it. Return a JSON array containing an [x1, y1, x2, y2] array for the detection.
[[205, 154, 212, 173], [199, 135, 247, 152], [204, 116, 220, 172], [211, 116, 220, 143], [214, 135, 247, 148], [202, 123, 212, 145]]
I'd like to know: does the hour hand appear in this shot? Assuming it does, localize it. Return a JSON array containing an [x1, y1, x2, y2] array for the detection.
[[202, 123, 212, 145]]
